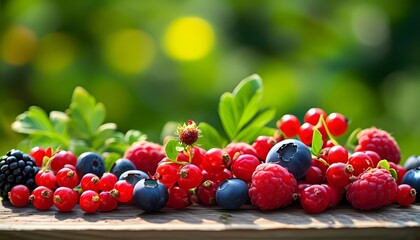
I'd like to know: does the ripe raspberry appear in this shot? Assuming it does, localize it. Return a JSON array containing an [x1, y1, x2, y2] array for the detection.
[[124, 141, 165, 175], [346, 168, 397, 210], [355, 128, 401, 164], [249, 163, 297, 210]]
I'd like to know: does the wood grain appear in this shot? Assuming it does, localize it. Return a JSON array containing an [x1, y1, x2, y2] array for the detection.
[[0, 200, 419, 240]]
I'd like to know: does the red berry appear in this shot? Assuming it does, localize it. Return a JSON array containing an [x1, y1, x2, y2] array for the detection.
[[326, 162, 354, 190], [177, 120, 201, 145], [325, 113, 348, 137], [298, 123, 314, 146], [124, 141, 166, 175], [30, 186, 54, 210], [304, 166, 325, 184], [202, 168, 233, 185], [29, 146, 52, 168], [396, 184, 416, 207], [166, 185, 191, 209], [252, 136, 276, 161], [312, 157, 329, 176], [197, 180, 217, 206], [230, 154, 261, 182], [347, 152, 373, 176], [304, 108, 327, 125], [99, 173, 118, 192], [177, 164, 203, 189], [322, 184, 343, 208], [80, 173, 100, 192], [79, 190, 100, 213], [300, 184, 330, 214], [200, 148, 230, 173], [249, 163, 297, 210], [327, 145, 348, 164], [98, 191, 119, 212], [277, 114, 301, 138], [50, 150, 77, 174], [35, 170, 57, 190], [224, 142, 258, 162], [8, 184, 30, 207], [53, 187, 78, 212], [388, 162, 406, 185], [56, 167, 79, 188], [176, 146, 206, 166], [154, 161, 180, 189], [110, 180, 134, 203]]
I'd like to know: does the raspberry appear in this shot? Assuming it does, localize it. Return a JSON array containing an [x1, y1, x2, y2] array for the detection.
[[249, 163, 297, 210], [355, 127, 401, 164], [346, 168, 397, 210], [124, 141, 166, 175]]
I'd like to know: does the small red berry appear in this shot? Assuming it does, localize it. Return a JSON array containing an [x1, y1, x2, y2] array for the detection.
[[252, 136, 276, 161], [304, 166, 325, 184], [230, 154, 261, 182], [166, 185, 191, 209], [80, 173, 100, 192], [389, 162, 406, 185], [300, 184, 330, 214], [326, 162, 355, 190], [54, 187, 78, 212], [56, 167, 79, 188], [277, 114, 301, 138], [154, 161, 180, 189], [8, 185, 30, 207], [197, 180, 218, 206], [79, 190, 100, 213], [396, 184, 416, 207], [348, 152, 373, 176], [325, 113, 348, 137], [177, 164, 203, 189], [110, 180, 134, 203], [98, 191, 119, 212], [322, 184, 343, 209], [298, 123, 314, 146], [29, 146, 52, 168], [177, 120, 201, 145], [200, 148, 230, 173], [30, 186, 54, 210], [35, 170, 57, 190], [99, 173, 118, 192], [50, 150, 77, 174], [327, 145, 348, 165], [202, 168, 233, 185], [304, 108, 327, 125]]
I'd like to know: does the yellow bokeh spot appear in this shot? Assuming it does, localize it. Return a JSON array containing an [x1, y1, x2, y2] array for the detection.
[[33, 33, 76, 73], [103, 29, 155, 74], [1, 26, 37, 65], [164, 16, 215, 61]]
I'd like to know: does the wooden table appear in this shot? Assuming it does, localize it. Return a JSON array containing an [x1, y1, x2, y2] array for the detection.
[[0, 200, 419, 240]]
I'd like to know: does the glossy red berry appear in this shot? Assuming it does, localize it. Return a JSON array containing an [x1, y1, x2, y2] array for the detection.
[[298, 123, 314, 146], [326, 162, 354, 190], [327, 145, 348, 164], [200, 148, 230, 173], [166, 185, 191, 209], [30, 186, 54, 210], [154, 161, 180, 189], [202, 168, 233, 185], [322, 184, 343, 208], [363, 150, 381, 167], [312, 157, 329, 176], [176, 146, 206, 166], [56, 167, 79, 188], [277, 114, 301, 138], [388, 162, 406, 185], [177, 164, 203, 189], [53, 187, 78, 212], [99, 173, 118, 192], [252, 136, 276, 161], [326, 113, 348, 137], [197, 180, 218, 206], [304, 166, 325, 184], [300, 184, 330, 214], [347, 152, 373, 176], [396, 184, 416, 207], [231, 154, 261, 182], [79, 190, 100, 213], [50, 150, 77, 174], [35, 170, 57, 190], [304, 108, 327, 126], [80, 173, 100, 192], [8, 184, 30, 207], [110, 180, 134, 203], [98, 191, 119, 212], [29, 146, 52, 168]]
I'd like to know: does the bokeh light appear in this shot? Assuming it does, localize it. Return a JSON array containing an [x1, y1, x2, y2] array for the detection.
[[163, 16, 215, 61], [1, 26, 37, 65]]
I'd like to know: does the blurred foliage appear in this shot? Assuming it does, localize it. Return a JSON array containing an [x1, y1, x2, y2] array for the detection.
[[1, 0, 420, 162]]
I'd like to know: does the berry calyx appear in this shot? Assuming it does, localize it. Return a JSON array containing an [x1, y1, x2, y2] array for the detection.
[[177, 120, 201, 146]]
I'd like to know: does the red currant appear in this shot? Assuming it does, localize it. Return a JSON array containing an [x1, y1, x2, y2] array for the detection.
[[304, 166, 325, 184], [35, 170, 57, 190], [80, 173, 100, 192], [30, 186, 54, 210], [322, 184, 343, 208], [304, 108, 327, 125], [347, 152, 373, 176], [176, 146, 206, 166], [8, 184, 30, 207], [312, 157, 329, 176], [56, 167, 79, 188], [99, 173, 118, 192], [252, 136, 276, 161], [300, 184, 330, 214], [231, 154, 260, 182], [177, 164, 203, 189], [277, 114, 301, 138], [50, 150, 77, 174], [98, 191, 119, 212], [200, 148, 230, 173], [29, 146, 52, 168], [326, 162, 354, 190], [197, 180, 217, 206], [110, 180, 134, 203], [298, 122, 314, 146], [79, 190, 100, 213], [166, 185, 191, 209], [202, 168, 233, 185], [53, 187, 78, 212], [396, 184, 416, 207], [154, 161, 180, 189], [363, 150, 381, 167], [326, 113, 348, 137], [327, 145, 348, 164]]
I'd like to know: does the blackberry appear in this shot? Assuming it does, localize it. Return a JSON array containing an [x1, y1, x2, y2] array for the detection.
[[0, 149, 39, 198]]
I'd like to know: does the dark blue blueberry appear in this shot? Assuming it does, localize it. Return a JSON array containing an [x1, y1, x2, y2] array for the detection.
[[215, 178, 248, 210], [266, 139, 312, 179], [402, 167, 420, 202], [110, 158, 137, 179], [119, 169, 148, 186], [133, 179, 168, 212], [404, 155, 420, 171], [75, 152, 105, 178]]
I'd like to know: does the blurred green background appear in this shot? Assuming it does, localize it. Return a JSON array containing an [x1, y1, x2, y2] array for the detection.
[[1, 0, 420, 162]]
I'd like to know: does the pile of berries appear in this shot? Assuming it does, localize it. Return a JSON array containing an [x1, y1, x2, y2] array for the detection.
[[2, 109, 420, 215]]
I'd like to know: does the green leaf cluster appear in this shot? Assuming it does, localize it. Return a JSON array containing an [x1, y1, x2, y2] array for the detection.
[[12, 87, 146, 160], [197, 74, 276, 149]]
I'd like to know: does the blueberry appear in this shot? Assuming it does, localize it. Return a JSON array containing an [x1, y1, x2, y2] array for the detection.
[[110, 158, 137, 179], [402, 167, 420, 202], [119, 169, 148, 186], [133, 179, 168, 212], [266, 139, 311, 180], [75, 152, 105, 178], [404, 155, 420, 171], [215, 178, 248, 210]]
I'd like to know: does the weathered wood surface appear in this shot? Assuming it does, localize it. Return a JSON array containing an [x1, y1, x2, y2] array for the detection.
[[0, 200, 419, 240]]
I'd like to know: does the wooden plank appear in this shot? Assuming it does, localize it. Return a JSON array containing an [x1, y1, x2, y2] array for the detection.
[[0, 200, 419, 240]]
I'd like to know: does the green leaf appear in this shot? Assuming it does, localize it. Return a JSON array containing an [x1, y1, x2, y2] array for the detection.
[[196, 122, 226, 149], [232, 73, 263, 109], [165, 139, 180, 161], [12, 106, 55, 134], [124, 129, 147, 145], [377, 159, 390, 170], [218, 92, 239, 139], [49, 111, 70, 136], [311, 128, 323, 156], [237, 90, 262, 130], [233, 108, 276, 143], [389, 168, 398, 181], [345, 128, 361, 150]]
